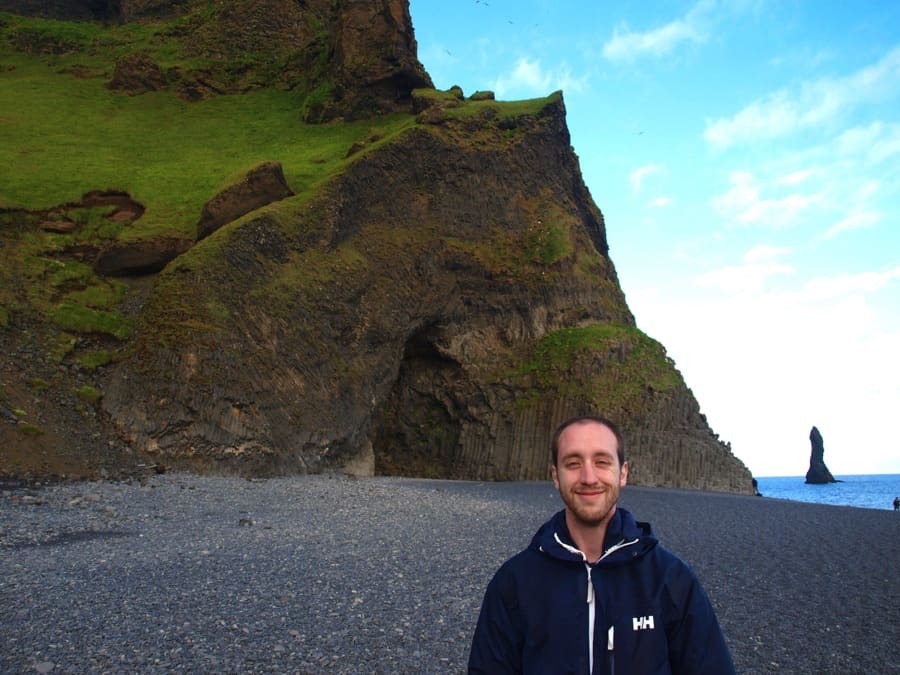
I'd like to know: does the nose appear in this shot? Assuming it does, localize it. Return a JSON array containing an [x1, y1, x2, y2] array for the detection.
[[580, 463, 599, 485]]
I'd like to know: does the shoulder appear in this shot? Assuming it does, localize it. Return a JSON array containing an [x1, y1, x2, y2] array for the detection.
[[648, 544, 702, 581], [489, 546, 544, 587]]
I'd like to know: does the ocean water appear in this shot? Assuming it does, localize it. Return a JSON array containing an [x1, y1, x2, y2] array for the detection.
[[754, 474, 900, 511]]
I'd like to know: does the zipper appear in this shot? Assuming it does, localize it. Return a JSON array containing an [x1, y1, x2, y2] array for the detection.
[[586, 563, 595, 673], [608, 625, 615, 675], [552, 533, 640, 674], [598, 540, 637, 675]]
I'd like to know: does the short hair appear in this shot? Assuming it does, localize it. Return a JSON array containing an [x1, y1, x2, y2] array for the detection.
[[550, 415, 625, 467]]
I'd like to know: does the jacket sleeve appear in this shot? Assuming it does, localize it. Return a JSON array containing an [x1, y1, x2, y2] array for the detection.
[[665, 562, 736, 675], [468, 569, 524, 674]]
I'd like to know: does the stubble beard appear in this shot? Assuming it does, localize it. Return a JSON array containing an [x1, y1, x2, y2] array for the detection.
[[564, 485, 619, 528]]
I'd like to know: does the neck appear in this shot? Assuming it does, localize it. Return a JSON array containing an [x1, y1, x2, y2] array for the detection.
[[565, 507, 616, 564]]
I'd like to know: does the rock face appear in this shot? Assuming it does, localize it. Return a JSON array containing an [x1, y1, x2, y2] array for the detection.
[[805, 426, 837, 484], [325, 0, 433, 120], [0, 0, 753, 493], [99, 94, 753, 492]]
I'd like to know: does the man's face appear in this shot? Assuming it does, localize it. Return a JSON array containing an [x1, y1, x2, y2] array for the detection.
[[551, 421, 628, 528]]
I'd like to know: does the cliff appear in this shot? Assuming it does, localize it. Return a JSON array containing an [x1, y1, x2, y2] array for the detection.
[[0, 1, 753, 492]]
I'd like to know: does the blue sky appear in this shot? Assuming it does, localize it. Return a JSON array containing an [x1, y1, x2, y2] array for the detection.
[[409, 0, 900, 477]]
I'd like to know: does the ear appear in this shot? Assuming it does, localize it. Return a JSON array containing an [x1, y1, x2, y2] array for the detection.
[[550, 463, 559, 490], [619, 461, 629, 487]]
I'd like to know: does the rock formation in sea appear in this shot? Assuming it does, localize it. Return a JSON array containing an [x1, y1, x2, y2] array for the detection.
[[0, 0, 754, 493], [805, 426, 837, 484]]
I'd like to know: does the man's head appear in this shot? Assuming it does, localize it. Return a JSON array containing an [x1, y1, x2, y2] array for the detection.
[[550, 416, 628, 530]]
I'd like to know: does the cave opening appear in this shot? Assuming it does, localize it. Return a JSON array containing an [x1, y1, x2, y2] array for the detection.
[[371, 324, 463, 478]]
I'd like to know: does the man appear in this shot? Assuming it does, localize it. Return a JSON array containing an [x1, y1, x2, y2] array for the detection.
[[468, 415, 735, 674]]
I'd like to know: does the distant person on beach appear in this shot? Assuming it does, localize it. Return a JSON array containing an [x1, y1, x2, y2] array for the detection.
[[468, 415, 735, 674], [893, 496, 899, 511]]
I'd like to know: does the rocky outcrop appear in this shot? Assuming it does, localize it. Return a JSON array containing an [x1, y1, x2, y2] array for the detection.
[[99, 94, 753, 493], [109, 52, 169, 95], [324, 0, 433, 120], [196, 162, 294, 241], [805, 425, 837, 484]]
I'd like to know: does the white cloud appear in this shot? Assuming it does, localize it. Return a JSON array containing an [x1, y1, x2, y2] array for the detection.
[[744, 244, 791, 264], [801, 267, 900, 300], [823, 209, 881, 239], [705, 46, 900, 150], [775, 168, 821, 186], [712, 171, 824, 228], [491, 58, 587, 98], [818, 179, 883, 239], [710, 118, 894, 239], [603, 19, 701, 61], [649, 197, 672, 208], [836, 121, 900, 163], [695, 245, 794, 293], [603, 0, 720, 61], [629, 163, 666, 193], [602, 0, 714, 61], [493, 58, 549, 96]]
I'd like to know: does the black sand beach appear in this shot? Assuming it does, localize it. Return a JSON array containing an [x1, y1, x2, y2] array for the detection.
[[2, 474, 898, 673]]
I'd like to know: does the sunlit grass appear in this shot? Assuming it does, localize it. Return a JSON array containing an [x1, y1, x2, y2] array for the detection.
[[0, 57, 414, 238]]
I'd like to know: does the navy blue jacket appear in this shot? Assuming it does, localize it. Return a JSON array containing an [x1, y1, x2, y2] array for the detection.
[[468, 508, 735, 674]]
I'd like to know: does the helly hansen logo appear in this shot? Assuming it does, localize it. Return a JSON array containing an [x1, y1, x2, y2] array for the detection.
[[633, 615, 655, 631]]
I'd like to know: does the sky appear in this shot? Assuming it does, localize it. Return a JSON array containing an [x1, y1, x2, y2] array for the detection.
[[409, 0, 900, 477]]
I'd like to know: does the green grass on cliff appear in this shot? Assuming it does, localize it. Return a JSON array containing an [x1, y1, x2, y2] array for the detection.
[[0, 60, 412, 237], [509, 324, 682, 411]]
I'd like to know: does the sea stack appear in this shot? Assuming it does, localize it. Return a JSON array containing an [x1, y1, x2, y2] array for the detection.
[[805, 426, 837, 484]]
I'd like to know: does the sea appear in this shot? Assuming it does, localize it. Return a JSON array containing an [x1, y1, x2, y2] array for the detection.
[[754, 474, 900, 511]]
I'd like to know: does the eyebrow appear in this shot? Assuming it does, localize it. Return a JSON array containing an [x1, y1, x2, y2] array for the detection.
[[560, 450, 616, 461]]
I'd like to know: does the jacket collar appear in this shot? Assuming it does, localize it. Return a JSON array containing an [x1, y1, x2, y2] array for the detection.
[[532, 507, 656, 564]]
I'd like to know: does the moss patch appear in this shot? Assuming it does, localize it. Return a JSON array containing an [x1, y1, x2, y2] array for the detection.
[[47, 302, 131, 340], [509, 323, 681, 410], [72, 384, 101, 406], [75, 350, 116, 370]]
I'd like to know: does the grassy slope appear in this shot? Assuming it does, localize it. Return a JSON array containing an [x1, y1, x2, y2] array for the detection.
[[0, 55, 410, 238], [0, 10, 418, 339]]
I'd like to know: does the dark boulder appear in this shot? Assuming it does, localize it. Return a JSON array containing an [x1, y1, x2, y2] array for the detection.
[[805, 425, 837, 484], [108, 53, 169, 95], [196, 161, 294, 241]]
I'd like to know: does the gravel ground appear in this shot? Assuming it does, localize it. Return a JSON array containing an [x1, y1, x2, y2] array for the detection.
[[1, 473, 898, 674]]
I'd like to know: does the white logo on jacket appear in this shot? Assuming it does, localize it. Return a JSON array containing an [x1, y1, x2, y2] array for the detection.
[[633, 615, 655, 631]]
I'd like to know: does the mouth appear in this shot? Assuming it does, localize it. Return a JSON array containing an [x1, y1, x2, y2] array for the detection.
[[575, 489, 603, 499]]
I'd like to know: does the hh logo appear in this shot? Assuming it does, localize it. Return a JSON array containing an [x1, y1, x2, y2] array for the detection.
[[633, 615, 655, 631]]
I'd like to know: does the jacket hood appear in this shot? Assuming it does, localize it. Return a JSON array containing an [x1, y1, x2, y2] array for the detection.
[[530, 507, 657, 565]]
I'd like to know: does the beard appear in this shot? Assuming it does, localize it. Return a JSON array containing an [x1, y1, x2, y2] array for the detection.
[[561, 483, 620, 528]]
